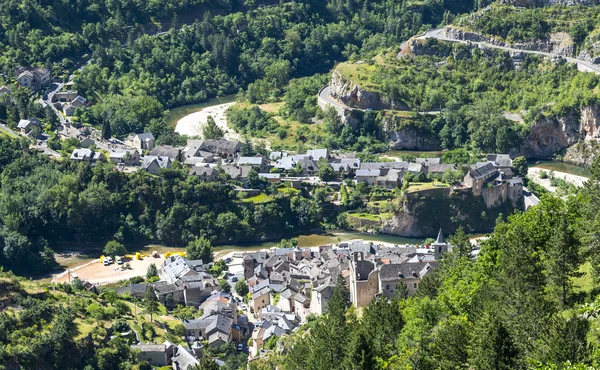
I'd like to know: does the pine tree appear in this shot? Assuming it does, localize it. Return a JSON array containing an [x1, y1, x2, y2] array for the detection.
[[101, 120, 111, 140], [144, 286, 159, 322]]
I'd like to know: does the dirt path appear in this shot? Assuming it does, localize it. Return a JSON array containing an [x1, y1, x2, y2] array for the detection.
[[175, 102, 239, 140]]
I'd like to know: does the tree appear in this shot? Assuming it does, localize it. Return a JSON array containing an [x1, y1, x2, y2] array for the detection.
[[202, 115, 224, 139], [317, 158, 336, 181], [186, 236, 213, 263], [235, 279, 249, 296], [144, 286, 159, 322], [190, 357, 220, 370], [146, 263, 158, 279], [512, 156, 528, 178], [448, 226, 473, 259], [219, 278, 232, 293], [103, 240, 127, 258], [101, 120, 111, 140]]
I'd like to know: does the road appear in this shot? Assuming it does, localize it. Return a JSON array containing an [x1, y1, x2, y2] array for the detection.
[[421, 28, 600, 75]]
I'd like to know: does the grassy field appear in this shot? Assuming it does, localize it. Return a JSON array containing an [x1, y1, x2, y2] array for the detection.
[[405, 182, 449, 193], [277, 187, 300, 195], [347, 212, 392, 222], [240, 193, 274, 204], [335, 61, 380, 91]]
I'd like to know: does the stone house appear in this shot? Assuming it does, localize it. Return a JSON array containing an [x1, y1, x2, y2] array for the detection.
[[131, 132, 155, 151], [379, 261, 436, 298], [150, 145, 181, 161], [130, 343, 175, 367], [16, 67, 51, 90], [376, 168, 405, 189], [355, 169, 380, 185], [17, 118, 41, 135], [464, 162, 497, 196], [70, 148, 104, 163], [238, 156, 269, 172], [62, 95, 87, 116], [348, 252, 379, 308], [141, 156, 171, 175], [109, 150, 140, 166], [251, 284, 271, 313], [189, 166, 219, 182]]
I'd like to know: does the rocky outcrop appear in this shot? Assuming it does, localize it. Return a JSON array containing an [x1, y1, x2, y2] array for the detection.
[[329, 70, 408, 110], [386, 125, 442, 151], [380, 188, 513, 237], [441, 27, 575, 58], [513, 109, 580, 158], [510, 105, 600, 160]]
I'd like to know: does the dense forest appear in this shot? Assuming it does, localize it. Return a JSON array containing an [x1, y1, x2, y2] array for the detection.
[[249, 171, 600, 369]]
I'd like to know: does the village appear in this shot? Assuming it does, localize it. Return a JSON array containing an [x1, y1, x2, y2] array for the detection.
[[81, 231, 458, 369]]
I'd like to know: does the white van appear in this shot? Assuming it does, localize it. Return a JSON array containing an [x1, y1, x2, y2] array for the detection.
[[103, 256, 113, 265], [115, 256, 123, 265]]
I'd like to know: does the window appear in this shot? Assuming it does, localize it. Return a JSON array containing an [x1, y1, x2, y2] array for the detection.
[[386, 284, 389, 290], [414, 283, 418, 288], [262, 299, 264, 304]]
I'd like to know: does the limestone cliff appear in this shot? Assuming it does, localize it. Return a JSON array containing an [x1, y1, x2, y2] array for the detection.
[[380, 188, 514, 237], [441, 27, 575, 58], [329, 69, 408, 110]]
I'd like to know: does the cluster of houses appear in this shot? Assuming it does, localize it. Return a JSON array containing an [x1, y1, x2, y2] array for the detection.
[[117, 232, 453, 367], [83, 134, 526, 209]]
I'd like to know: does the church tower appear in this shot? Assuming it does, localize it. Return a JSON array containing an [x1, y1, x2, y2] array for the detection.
[[433, 228, 449, 259]]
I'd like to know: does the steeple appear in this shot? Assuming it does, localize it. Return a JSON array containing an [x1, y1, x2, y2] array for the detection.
[[435, 228, 445, 245]]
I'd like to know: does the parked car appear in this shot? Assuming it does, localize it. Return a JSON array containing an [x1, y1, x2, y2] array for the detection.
[[231, 276, 238, 282], [115, 256, 123, 265], [224, 258, 232, 264], [237, 343, 243, 352], [103, 256, 113, 266]]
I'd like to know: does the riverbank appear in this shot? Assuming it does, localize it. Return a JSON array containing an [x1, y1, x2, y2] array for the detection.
[[528, 167, 588, 192], [174, 101, 238, 140]]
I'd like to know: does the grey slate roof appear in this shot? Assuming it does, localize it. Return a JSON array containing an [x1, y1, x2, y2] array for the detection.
[[426, 163, 457, 173], [306, 148, 328, 161], [150, 146, 180, 160], [469, 162, 497, 180], [379, 262, 437, 281], [356, 169, 380, 177], [136, 132, 155, 141], [141, 155, 171, 169], [487, 154, 512, 168], [172, 345, 198, 370], [238, 156, 264, 166], [416, 157, 441, 165]]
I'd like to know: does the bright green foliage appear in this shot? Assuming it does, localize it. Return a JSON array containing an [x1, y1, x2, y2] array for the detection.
[[235, 279, 249, 297], [186, 236, 214, 263], [103, 240, 127, 258]]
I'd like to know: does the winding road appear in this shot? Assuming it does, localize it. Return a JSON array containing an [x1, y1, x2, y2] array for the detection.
[[421, 28, 600, 75]]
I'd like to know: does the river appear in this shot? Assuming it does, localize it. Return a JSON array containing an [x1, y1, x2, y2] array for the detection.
[[212, 230, 427, 256], [527, 159, 591, 178]]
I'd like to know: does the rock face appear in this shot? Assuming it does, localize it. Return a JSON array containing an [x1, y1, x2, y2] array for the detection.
[[380, 188, 514, 237], [513, 109, 580, 158], [441, 27, 575, 58], [510, 105, 600, 161], [384, 116, 442, 150], [329, 70, 407, 110]]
